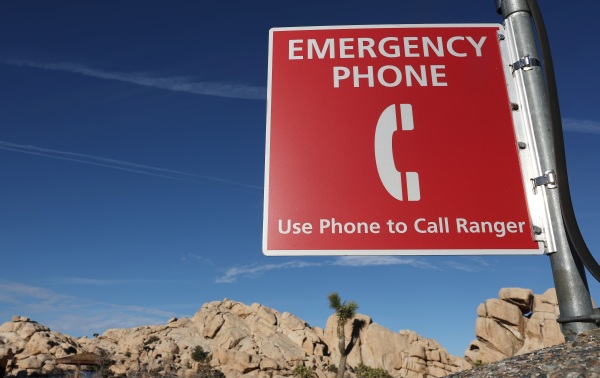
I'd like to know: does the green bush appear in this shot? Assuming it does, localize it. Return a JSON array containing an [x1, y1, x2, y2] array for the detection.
[[354, 363, 392, 378], [196, 364, 225, 378], [190, 346, 224, 378], [293, 365, 315, 378], [191, 346, 209, 363]]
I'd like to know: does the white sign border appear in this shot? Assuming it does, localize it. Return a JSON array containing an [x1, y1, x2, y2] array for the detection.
[[263, 23, 546, 256]]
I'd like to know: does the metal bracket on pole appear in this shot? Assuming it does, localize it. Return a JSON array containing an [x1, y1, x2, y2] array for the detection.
[[512, 55, 542, 72], [532, 170, 558, 190]]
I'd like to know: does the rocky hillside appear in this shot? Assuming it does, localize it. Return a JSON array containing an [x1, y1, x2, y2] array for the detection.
[[0, 288, 568, 378], [448, 331, 600, 377]]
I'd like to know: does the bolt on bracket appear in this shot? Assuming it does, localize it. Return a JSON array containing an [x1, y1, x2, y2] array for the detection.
[[532, 170, 558, 190]]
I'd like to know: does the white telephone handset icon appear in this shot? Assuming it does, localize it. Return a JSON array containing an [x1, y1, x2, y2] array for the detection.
[[375, 104, 421, 201]]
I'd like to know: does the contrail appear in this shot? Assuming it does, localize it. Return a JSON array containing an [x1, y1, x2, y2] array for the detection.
[[563, 118, 600, 136], [0, 141, 262, 190], [1, 59, 267, 100]]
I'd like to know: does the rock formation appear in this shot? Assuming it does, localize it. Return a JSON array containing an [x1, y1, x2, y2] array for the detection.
[[464, 287, 564, 365], [323, 314, 470, 377], [0, 316, 82, 375], [0, 300, 470, 378], [0, 288, 569, 378]]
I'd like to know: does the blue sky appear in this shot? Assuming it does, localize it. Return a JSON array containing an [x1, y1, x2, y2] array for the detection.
[[1, 1, 599, 357]]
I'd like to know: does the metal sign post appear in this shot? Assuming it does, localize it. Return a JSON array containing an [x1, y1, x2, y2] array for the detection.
[[497, 0, 597, 339]]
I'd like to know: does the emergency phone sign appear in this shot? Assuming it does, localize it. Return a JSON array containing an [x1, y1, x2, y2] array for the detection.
[[263, 24, 543, 256]]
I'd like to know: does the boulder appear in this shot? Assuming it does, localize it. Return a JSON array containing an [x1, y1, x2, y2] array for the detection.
[[465, 288, 565, 365], [480, 298, 524, 327], [498, 288, 533, 314]]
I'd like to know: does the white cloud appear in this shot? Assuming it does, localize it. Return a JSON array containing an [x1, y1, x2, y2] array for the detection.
[[0, 279, 73, 304], [51, 277, 174, 286], [1, 59, 266, 100], [49, 313, 164, 336], [216, 256, 443, 284], [180, 253, 213, 265], [442, 260, 479, 272], [216, 261, 322, 283], [332, 256, 436, 268], [46, 303, 178, 336], [215, 255, 497, 284], [562, 118, 600, 135], [0, 280, 179, 337]]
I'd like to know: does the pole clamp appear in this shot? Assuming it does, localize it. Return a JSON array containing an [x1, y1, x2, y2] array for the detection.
[[512, 55, 541, 72], [556, 313, 600, 325], [532, 170, 558, 189]]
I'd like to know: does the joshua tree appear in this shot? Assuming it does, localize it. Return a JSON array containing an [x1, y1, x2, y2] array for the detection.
[[328, 292, 365, 378]]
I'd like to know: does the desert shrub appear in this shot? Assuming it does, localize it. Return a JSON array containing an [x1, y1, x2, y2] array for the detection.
[[196, 364, 224, 378], [354, 363, 392, 378], [189, 346, 223, 378], [293, 365, 315, 378], [191, 346, 209, 363]]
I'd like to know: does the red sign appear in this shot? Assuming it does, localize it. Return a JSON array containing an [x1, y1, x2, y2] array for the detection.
[[263, 24, 543, 255]]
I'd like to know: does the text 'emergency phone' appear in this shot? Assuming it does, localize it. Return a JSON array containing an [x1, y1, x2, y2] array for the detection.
[[374, 103, 421, 201]]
